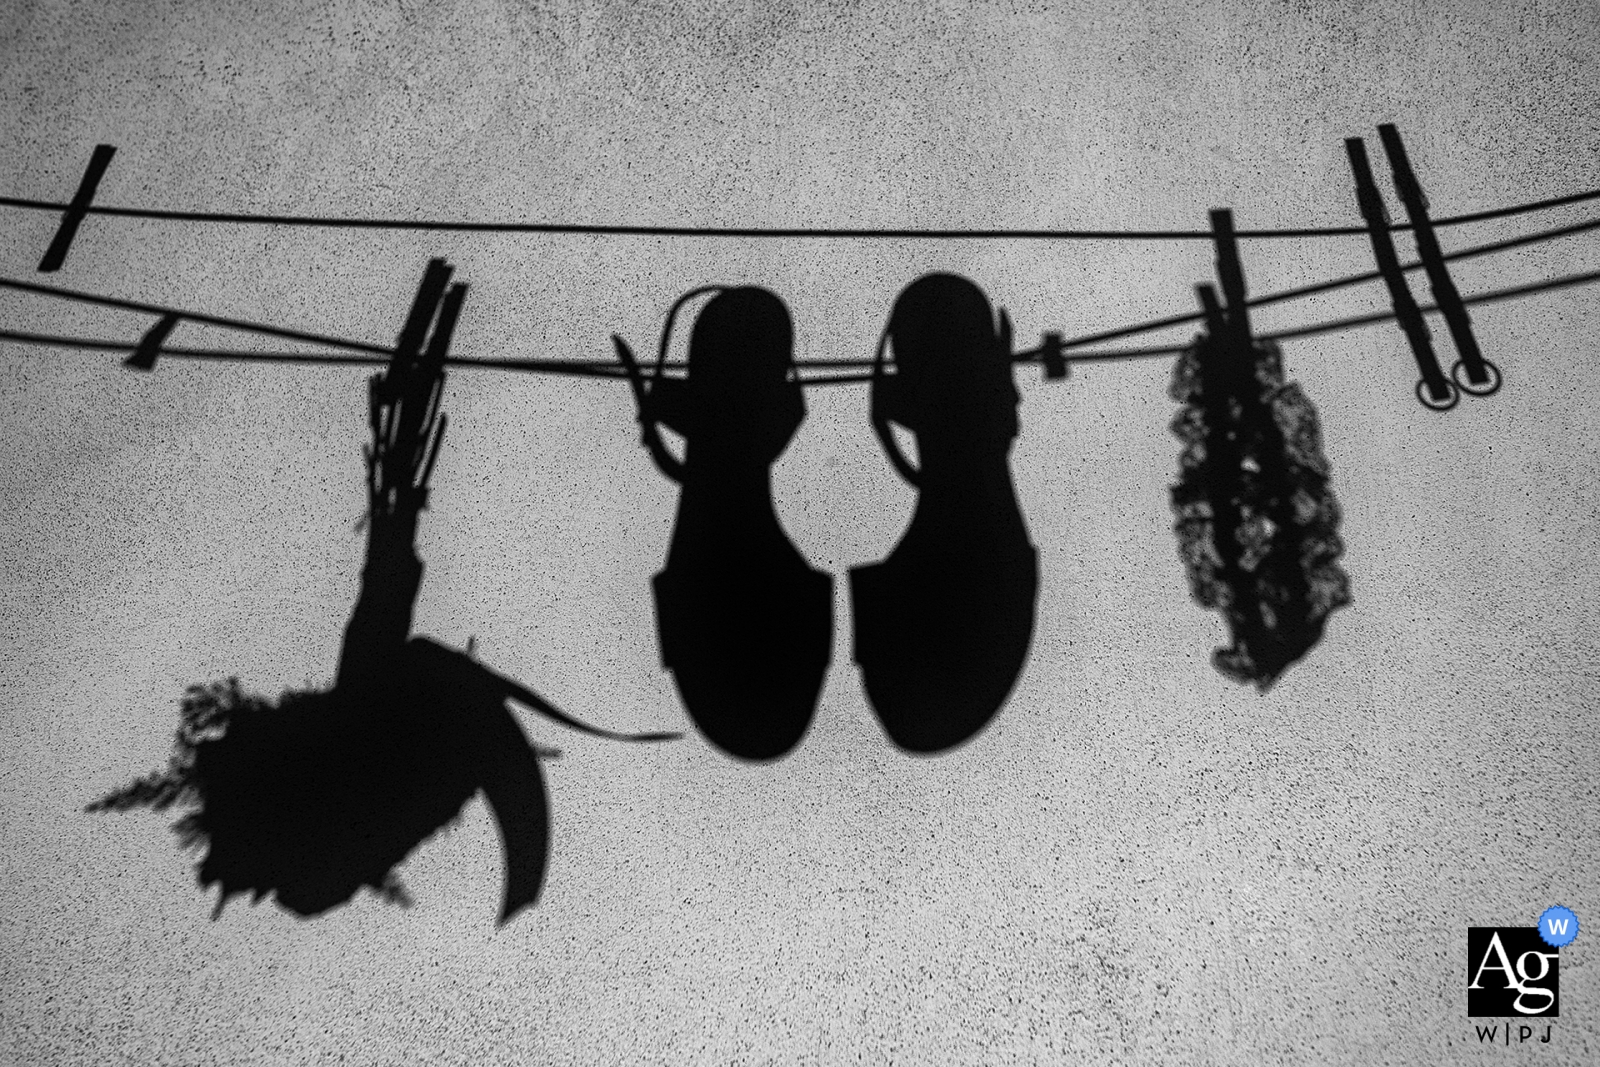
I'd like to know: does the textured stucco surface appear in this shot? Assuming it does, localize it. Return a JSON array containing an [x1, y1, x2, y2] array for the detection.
[[1, 0, 1597, 1063]]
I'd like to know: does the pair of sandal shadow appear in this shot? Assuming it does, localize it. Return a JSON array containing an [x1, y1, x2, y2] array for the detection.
[[615, 274, 1040, 760]]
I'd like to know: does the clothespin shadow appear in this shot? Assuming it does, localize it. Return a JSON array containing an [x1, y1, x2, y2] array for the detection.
[[1208, 210, 1253, 345], [1376, 124, 1502, 398], [1184, 263, 1259, 671], [38, 145, 116, 273], [89, 257, 678, 926], [1040, 330, 1068, 381], [124, 313, 179, 371], [1166, 211, 1352, 690], [1195, 283, 1226, 338], [1345, 136, 1458, 411]]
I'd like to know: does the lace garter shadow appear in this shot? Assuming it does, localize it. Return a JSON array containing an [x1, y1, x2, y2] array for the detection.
[[1169, 334, 1352, 689]]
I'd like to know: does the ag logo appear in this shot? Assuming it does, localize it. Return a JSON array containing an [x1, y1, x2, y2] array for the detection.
[[1467, 928, 1559, 1017]]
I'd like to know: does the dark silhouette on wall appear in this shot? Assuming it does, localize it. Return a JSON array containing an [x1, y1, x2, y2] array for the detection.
[[614, 288, 832, 761], [1168, 324, 1352, 689], [89, 260, 675, 924], [1170, 218, 1352, 690], [852, 274, 1039, 754]]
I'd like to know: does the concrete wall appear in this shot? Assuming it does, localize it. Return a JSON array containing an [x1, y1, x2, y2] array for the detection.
[[1, 0, 1596, 1062]]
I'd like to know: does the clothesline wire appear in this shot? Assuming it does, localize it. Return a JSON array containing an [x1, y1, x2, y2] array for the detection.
[[1055, 212, 1600, 351], [761, 267, 1600, 381], [0, 185, 1596, 240], [1263, 267, 1600, 342], [0, 275, 393, 356], [0, 210, 1593, 371], [0, 332, 627, 377], [4, 268, 1595, 383]]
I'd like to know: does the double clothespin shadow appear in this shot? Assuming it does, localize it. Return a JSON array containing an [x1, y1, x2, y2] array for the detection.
[[1346, 125, 1501, 411], [366, 258, 463, 519]]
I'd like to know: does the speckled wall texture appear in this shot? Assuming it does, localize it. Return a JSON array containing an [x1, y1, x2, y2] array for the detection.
[[1, 0, 1596, 1063]]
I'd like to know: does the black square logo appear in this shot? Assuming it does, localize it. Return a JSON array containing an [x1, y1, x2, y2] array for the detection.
[[1468, 928, 1559, 1017]]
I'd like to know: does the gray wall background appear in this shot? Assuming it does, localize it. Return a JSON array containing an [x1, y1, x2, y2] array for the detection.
[[2, 0, 1597, 1063]]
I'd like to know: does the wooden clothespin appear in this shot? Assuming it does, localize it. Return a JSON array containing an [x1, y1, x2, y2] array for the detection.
[[124, 312, 179, 371], [1376, 124, 1501, 397], [1346, 136, 1457, 411], [38, 145, 116, 273]]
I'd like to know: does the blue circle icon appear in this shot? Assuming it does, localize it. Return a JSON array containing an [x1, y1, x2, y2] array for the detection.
[[1538, 905, 1579, 948]]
